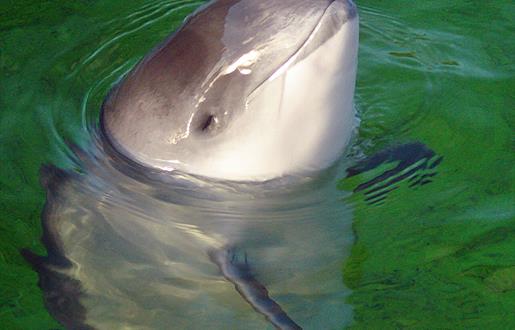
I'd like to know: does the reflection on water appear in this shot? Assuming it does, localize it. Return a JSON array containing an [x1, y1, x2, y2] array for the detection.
[[24, 130, 353, 329]]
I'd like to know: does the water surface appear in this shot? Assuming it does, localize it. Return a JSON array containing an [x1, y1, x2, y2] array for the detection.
[[0, 0, 514, 329]]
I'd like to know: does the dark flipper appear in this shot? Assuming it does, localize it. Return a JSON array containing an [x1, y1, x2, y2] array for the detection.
[[346, 142, 443, 205], [21, 164, 94, 330], [209, 248, 302, 330]]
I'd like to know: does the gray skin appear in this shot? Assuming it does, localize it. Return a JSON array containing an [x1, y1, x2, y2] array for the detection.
[[101, 0, 357, 176]]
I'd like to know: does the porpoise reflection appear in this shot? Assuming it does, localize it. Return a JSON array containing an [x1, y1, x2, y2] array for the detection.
[[24, 0, 359, 329]]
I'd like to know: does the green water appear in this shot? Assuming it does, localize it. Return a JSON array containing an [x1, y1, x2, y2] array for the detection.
[[339, 1, 515, 328], [0, 0, 513, 329]]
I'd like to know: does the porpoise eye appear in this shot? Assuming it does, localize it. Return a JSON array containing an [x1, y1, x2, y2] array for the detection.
[[198, 114, 216, 132]]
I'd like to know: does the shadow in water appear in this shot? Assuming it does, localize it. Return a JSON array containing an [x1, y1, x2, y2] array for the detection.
[[346, 142, 443, 205]]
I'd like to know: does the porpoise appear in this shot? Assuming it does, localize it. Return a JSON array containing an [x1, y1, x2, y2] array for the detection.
[[23, 1, 360, 329]]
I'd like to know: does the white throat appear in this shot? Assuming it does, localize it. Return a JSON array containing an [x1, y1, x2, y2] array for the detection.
[[182, 16, 359, 181]]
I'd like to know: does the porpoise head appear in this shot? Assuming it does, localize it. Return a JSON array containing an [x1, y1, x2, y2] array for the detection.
[[101, 0, 359, 181]]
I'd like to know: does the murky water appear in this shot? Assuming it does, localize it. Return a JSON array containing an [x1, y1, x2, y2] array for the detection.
[[1, 0, 513, 329]]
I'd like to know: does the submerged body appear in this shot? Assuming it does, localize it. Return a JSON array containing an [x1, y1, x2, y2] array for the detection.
[[28, 140, 354, 329], [25, 0, 360, 328]]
